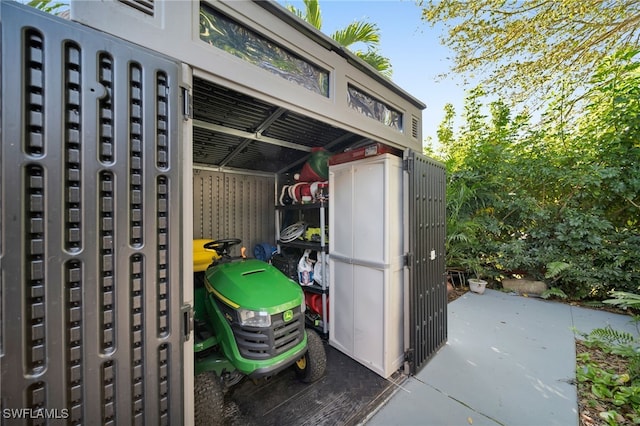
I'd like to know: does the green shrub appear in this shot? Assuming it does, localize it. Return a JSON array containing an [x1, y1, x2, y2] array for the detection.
[[439, 48, 640, 300]]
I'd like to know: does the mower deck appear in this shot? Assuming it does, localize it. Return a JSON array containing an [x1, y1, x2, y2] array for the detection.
[[221, 343, 404, 425]]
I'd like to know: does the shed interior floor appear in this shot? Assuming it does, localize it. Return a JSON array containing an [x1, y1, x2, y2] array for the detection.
[[222, 342, 404, 425]]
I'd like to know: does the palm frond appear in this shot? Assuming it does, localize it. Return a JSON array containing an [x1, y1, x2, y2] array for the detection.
[[302, 0, 322, 30], [27, 0, 66, 14], [285, 5, 305, 21], [283, 2, 392, 75], [286, 0, 322, 30], [331, 21, 380, 49], [355, 50, 393, 77]]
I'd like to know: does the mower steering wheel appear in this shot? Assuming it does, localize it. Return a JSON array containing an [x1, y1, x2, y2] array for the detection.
[[203, 238, 242, 257]]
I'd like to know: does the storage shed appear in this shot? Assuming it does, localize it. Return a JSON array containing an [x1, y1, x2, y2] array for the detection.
[[0, 1, 446, 424]]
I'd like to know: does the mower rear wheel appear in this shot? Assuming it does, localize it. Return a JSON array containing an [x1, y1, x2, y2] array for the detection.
[[194, 371, 224, 425], [294, 329, 326, 383]]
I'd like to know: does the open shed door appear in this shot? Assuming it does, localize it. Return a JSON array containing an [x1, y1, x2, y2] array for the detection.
[[0, 3, 187, 424], [404, 150, 447, 375]]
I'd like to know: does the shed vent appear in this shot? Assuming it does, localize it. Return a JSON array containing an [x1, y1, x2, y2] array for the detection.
[[118, 0, 154, 16], [411, 116, 419, 140]]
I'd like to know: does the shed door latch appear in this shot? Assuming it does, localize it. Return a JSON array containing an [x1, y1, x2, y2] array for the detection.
[[182, 304, 193, 342], [181, 86, 192, 120]]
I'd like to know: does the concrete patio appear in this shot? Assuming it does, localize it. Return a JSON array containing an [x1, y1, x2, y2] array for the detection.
[[365, 289, 637, 426]]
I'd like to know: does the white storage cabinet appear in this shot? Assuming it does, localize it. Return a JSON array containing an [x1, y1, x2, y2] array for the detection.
[[328, 153, 404, 378]]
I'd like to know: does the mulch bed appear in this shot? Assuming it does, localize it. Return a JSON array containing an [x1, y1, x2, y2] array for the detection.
[[447, 283, 468, 303], [576, 340, 635, 426]]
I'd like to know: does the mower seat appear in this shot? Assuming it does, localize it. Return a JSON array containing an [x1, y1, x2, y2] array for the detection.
[[193, 239, 221, 272]]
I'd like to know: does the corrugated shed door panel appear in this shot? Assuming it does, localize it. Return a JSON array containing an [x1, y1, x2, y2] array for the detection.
[[405, 150, 447, 375], [1, 3, 184, 424]]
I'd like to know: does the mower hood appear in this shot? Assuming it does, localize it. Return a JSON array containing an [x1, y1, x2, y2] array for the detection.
[[205, 259, 303, 314]]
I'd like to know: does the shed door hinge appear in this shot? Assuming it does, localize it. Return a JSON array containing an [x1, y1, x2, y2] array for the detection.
[[403, 157, 413, 173], [181, 86, 192, 120], [182, 304, 193, 342], [403, 252, 413, 268], [404, 348, 414, 364], [403, 349, 414, 375]]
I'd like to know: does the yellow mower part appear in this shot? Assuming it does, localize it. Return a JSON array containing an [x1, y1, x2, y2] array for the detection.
[[295, 356, 307, 370], [193, 239, 221, 272]]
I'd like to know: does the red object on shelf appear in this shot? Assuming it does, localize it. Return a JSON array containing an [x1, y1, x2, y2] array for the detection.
[[304, 291, 329, 319], [328, 142, 401, 166], [299, 148, 331, 182]]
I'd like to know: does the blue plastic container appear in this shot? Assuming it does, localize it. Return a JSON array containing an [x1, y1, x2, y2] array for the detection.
[[254, 243, 277, 261]]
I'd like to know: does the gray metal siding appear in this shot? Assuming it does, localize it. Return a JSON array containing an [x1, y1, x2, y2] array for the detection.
[[193, 168, 275, 254], [1, 3, 184, 424], [407, 151, 447, 374]]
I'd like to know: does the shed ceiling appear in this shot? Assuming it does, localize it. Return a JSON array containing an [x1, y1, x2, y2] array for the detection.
[[193, 76, 369, 174]]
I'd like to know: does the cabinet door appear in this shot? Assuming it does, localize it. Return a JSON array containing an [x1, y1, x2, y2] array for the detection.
[[352, 161, 386, 264], [329, 259, 354, 353], [353, 265, 384, 372], [329, 164, 354, 258]]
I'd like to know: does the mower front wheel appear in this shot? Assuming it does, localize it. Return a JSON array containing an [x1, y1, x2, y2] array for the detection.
[[194, 371, 224, 425], [294, 329, 326, 383]]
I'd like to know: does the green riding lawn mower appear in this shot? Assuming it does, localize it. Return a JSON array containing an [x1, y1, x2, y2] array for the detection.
[[193, 238, 327, 424]]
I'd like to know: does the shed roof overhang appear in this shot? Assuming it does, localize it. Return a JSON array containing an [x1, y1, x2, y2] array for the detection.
[[70, 0, 427, 174]]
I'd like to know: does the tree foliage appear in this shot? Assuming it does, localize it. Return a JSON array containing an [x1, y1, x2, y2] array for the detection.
[[441, 49, 640, 299], [419, 0, 640, 106], [285, 0, 392, 76]]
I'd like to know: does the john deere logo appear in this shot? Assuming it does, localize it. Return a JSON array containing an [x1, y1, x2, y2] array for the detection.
[[283, 310, 293, 322]]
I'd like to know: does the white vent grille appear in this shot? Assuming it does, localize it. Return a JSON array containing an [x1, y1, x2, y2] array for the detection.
[[411, 116, 419, 140]]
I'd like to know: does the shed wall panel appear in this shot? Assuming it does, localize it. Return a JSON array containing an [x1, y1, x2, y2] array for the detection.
[[192, 168, 275, 254]]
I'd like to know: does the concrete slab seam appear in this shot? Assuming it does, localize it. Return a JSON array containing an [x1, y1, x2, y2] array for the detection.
[[358, 375, 412, 425], [412, 377, 506, 426], [569, 305, 579, 339]]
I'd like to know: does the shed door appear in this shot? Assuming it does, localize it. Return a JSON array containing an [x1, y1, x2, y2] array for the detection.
[[1, 3, 186, 424], [404, 150, 447, 375]]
